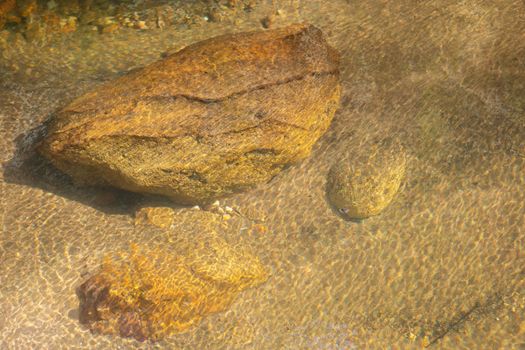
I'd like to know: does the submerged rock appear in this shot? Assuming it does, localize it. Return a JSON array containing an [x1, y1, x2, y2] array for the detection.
[[326, 138, 407, 220], [78, 210, 269, 342], [38, 23, 341, 204]]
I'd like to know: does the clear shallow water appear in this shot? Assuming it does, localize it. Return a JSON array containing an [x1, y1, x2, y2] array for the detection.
[[1, 0, 524, 348]]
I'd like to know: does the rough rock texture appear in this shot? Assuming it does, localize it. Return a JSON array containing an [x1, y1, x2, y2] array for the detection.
[[37, 23, 341, 204], [326, 138, 407, 220], [77, 209, 269, 342]]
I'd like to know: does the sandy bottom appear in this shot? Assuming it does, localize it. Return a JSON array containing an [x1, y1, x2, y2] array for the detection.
[[1, 0, 524, 349]]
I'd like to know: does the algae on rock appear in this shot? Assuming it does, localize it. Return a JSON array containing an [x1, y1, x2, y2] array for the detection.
[[38, 23, 341, 204]]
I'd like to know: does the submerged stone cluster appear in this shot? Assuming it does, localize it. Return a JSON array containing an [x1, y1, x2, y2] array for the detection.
[[36, 22, 404, 343]]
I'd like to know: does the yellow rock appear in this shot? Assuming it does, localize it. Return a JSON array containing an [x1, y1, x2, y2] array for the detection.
[[37, 23, 341, 204], [78, 210, 269, 341], [327, 137, 407, 220]]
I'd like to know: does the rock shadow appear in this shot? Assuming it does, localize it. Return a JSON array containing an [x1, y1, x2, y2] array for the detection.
[[2, 120, 150, 215]]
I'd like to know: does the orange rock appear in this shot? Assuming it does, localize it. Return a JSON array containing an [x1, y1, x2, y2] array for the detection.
[[38, 24, 341, 204], [77, 210, 269, 341]]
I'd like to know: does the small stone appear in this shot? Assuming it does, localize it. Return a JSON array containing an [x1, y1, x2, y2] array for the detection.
[[326, 137, 407, 220], [260, 15, 274, 29], [135, 20, 147, 30], [224, 206, 233, 213], [134, 206, 176, 229], [212, 200, 220, 207]]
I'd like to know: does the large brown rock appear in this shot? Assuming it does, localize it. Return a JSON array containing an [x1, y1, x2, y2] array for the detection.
[[37, 23, 341, 204]]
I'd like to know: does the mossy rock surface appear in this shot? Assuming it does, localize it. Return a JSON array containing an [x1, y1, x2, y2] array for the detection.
[[327, 138, 407, 220], [38, 23, 341, 204]]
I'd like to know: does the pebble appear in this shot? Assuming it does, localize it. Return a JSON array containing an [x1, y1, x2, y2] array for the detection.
[[135, 20, 147, 30], [260, 15, 274, 29]]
